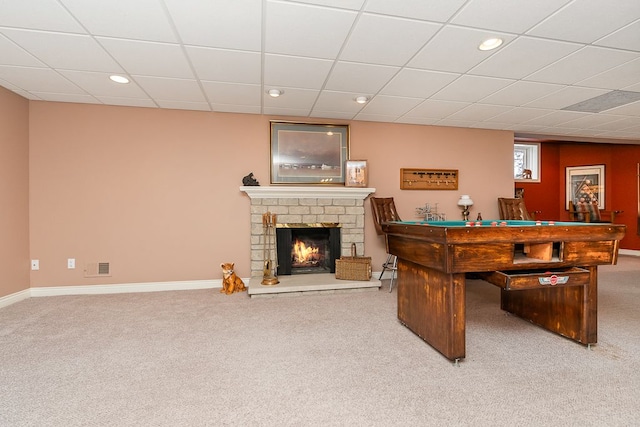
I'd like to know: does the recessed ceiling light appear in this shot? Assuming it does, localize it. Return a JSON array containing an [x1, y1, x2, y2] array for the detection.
[[268, 89, 283, 97], [355, 96, 369, 104], [109, 75, 130, 84], [478, 37, 503, 51]]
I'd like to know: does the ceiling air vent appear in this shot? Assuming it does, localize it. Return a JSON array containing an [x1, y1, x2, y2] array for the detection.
[[84, 262, 111, 277]]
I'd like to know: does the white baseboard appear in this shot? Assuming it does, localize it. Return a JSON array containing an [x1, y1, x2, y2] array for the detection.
[[30, 279, 224, 297], [0, 279, 230, 309], [0, 288, 31, 309]]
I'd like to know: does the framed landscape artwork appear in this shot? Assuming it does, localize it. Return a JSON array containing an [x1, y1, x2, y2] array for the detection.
[[270, 122, 349, 185], [565, 165, 605, 209]]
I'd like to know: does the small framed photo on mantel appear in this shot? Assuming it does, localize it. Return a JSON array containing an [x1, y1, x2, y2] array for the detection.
[[345, 160, 368, 187]]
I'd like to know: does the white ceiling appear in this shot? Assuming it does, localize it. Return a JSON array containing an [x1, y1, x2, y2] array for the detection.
[[2, 0, 640, 143]]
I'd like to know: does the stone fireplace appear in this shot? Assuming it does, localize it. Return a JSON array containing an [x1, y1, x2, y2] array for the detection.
[[240, 186, 378, 296]]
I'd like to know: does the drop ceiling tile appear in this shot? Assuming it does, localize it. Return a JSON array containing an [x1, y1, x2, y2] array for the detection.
[[480, 81, 564, 106], [60, 0, 177, 42], [0, 0, 84, 33], [432, 75, 514, 103], [186, 46, 261, 84], [524, 86, 609, 109], [58, 70, 148, 98], [527, 0, 640, 43], [484, 107, 550, 124], [403, 99, 469, 119], [263, 106, 313, 116], [324, 62, 399, 94], [4, 86, 40, 99], [557, 113, 627, 129], [358, 95, 423, 116], [576, 58, 640, 90], [263, 87, 318, 110], [339, 13, 440, 66], [508, 124, 552, 134], [588, 117, 636, 131], [365, 0, 467, 22], [313, 91, 368, 114], [611, 122, 640, 132], [164, 0, 262, 51], [522, 111, 590, 127], [0, 34, 45, 67], [622, 82, 640, 92], [265, 1, 357, 59], [309, 110, 356, 120], [1, 29, 123, 72], [605, 100, 640, 116], [470, 36, 582, 80], [595, 20, 640, 51], [409, 26, 515, 73], [201, 81, 261, 106], [97, 38, 194, 78], [211, 103, 261, 114], [289, 0, 364, 10], [134, 76, 205, 102], [264, 54, 333, 89], [525, 46, 638, 85], [354, 113, 402, 123], [438, 118, 490, 129], [595, 130, 640, 140], [0, 66, 85, 93], [451, 0, 570, 33], [95, 96, 157, 108], [380, 69, 459, 98], [446, 104, 513, 121], [29, 92, 98, 104], [395, 116, 440, 126], [156, 100, 211, 111]]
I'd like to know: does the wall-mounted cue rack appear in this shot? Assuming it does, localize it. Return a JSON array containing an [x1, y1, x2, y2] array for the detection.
[[400, 168, 459, 190]]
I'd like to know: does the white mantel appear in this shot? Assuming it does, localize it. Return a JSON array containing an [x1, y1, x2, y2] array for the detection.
[[240, 186, 376, 199]]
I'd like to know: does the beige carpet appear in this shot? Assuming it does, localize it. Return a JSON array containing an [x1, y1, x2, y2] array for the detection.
[[1, 256, 639, 426]]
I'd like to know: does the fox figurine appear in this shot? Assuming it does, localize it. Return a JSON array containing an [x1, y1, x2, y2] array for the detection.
[[220, 263, 247, 295]]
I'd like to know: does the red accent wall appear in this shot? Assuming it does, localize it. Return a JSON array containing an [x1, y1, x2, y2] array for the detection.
[[517, 142, 640, 250], [516, 144, 560, 220]]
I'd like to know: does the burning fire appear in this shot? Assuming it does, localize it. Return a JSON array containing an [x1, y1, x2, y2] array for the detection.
[[293, 239, 319, 264]]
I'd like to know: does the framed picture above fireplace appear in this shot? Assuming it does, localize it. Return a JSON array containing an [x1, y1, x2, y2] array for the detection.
[[270, 122, 349, 185]]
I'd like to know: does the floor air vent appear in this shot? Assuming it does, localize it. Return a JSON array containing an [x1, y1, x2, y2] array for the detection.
[[84, 262, 111, 277]]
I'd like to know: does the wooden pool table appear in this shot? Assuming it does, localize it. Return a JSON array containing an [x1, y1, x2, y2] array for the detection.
[[381, 220, 626, 362]]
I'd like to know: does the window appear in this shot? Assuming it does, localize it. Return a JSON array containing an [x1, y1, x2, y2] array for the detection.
[[514, 143, 540, 182]]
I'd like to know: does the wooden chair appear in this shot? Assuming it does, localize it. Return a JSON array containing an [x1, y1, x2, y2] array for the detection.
[[568, 200, 621, 223], [498, 197, 536, 220], [370, 197, 401, 292]]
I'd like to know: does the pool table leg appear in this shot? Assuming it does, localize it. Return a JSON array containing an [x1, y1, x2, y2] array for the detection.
[[397, 259, 466, 361]]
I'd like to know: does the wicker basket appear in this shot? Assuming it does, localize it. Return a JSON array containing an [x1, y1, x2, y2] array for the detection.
[[335, 244, 372, 281]]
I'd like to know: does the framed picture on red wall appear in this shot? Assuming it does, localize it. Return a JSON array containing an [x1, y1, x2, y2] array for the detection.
[[565, 165, 605, 209]]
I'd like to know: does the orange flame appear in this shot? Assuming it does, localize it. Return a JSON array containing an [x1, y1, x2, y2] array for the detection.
[[293, 239, 319, 263]]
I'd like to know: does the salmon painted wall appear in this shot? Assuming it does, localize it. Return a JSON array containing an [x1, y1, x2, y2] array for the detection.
[[0, 87, 30, 297], [26, 101, 514, 289]]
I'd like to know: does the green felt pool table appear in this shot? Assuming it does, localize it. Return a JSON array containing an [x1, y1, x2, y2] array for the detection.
[[381, 219, 627, 362]]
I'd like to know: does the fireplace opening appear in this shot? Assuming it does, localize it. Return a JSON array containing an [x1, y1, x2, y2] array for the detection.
[[276, 224, 340, 275]]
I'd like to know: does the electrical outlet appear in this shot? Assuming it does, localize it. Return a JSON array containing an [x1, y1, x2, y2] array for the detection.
[[67, 258, 76, 269], [31, 260, 39, 270]]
